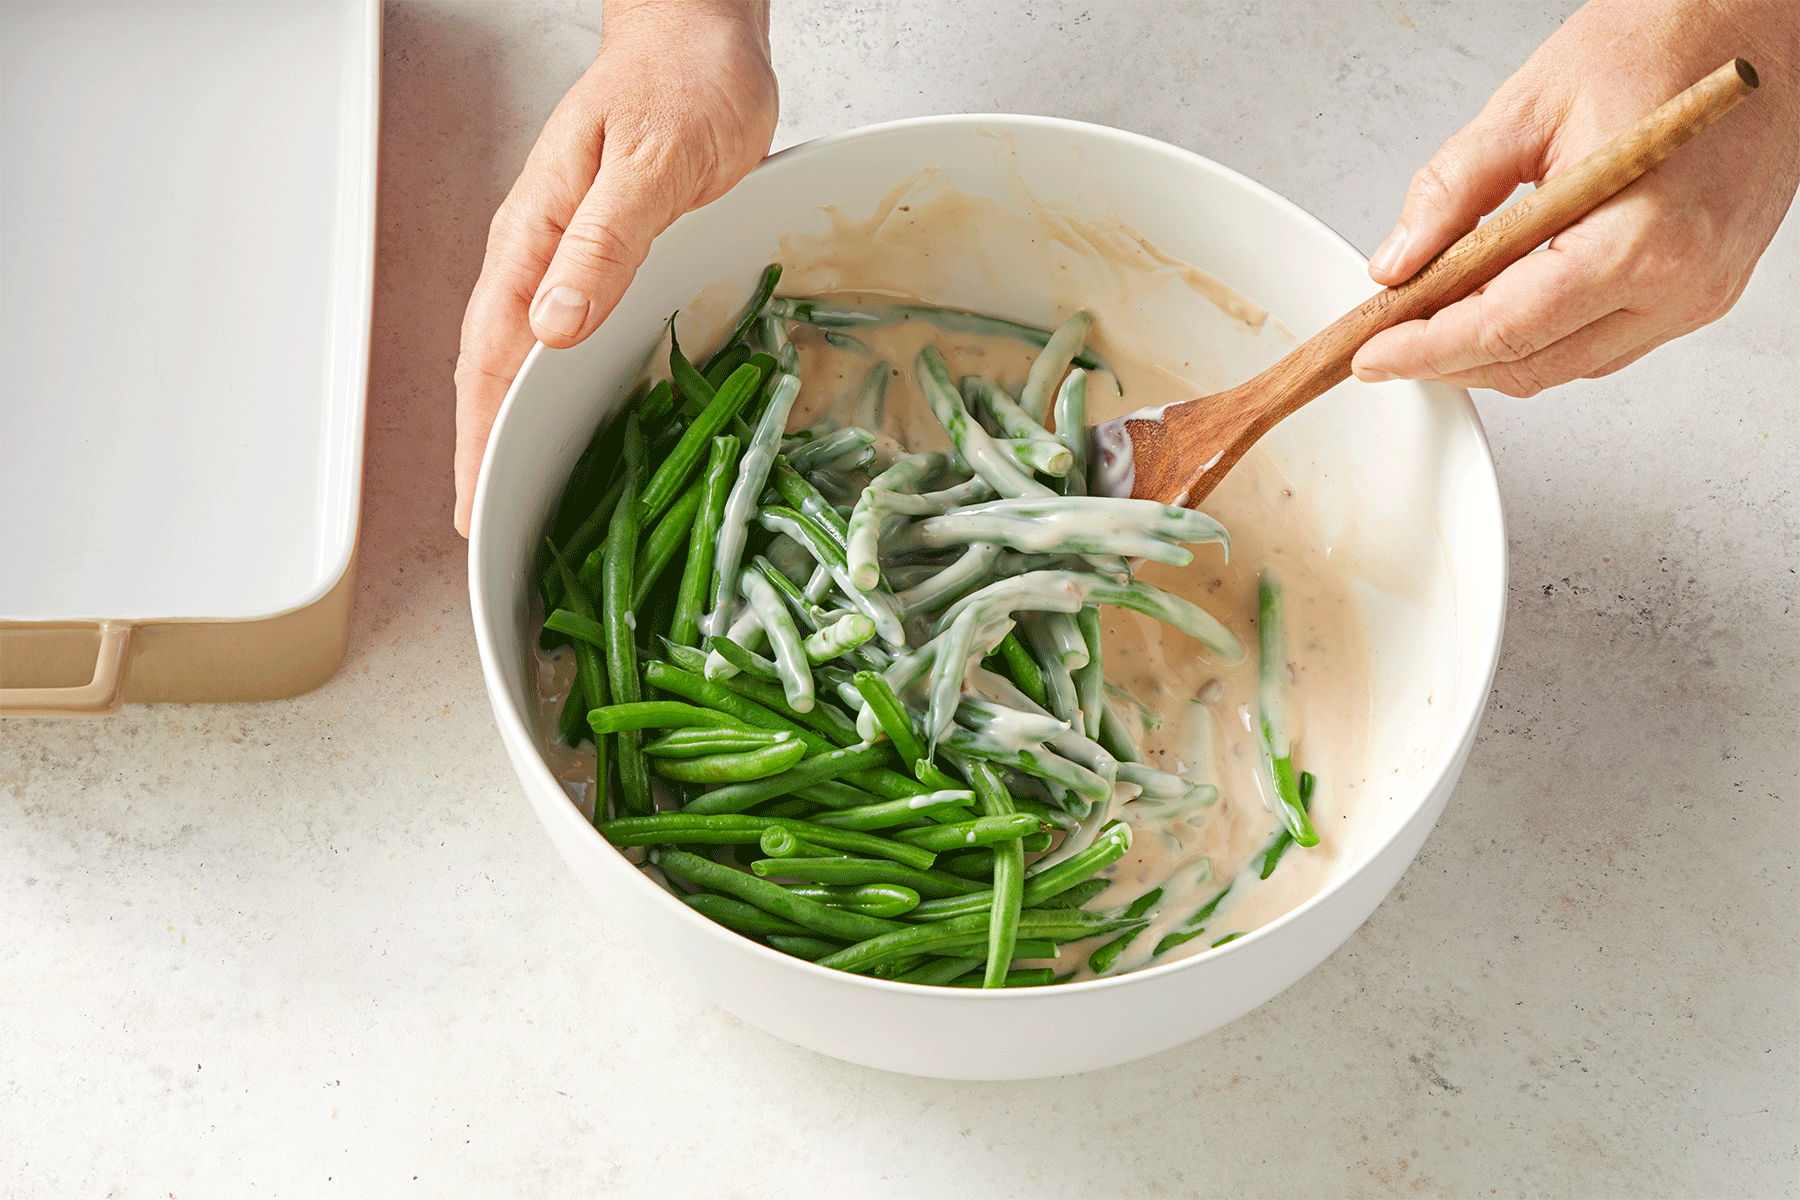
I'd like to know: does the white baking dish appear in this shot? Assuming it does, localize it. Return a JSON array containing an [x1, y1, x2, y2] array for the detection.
[[0, 0, 379, 714]]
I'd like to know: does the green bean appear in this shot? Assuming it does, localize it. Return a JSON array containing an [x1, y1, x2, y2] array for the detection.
[[1257, 770, 1317, 879], [759, 506, 907, 648], [681, 742, 895, 815], [816, 908, 1142, 973], [1021, 830, 1053, 853], [1030, 877, 1110, 910], [642, 727, 793, 758], [741, 568, 814, 713], [1153, 883, 1233, 957], [846, 452, 948, 590], [649, 738, 807, 782], [703, 342, 753, 392], [896, 542, 1003, 616], [1044, 611, 1089, 671], [891, 957, 983, 986], [1052, 368, 1089, 496], [557, 674, 588, 749], [757, 826, 838, 859], [1087, 887, 1163, 974], [706, 634, 781, 682], [853, 669, 926, 765], [936, 569, 1243, 662], [916, 346, 1054, 501], [906, 821, 1131, 921], [946, 967, 1056, 988], [654, 848, 900, 942], [669, 435, 741, 648], [540, 456, 631, 617], [681, 892, 812, 938], [784, 883, 921, 918], [642, 662, 836, 755], [602, 471, 652, 816], [1073, 605, 1105, 737], [940, 724, 1110, 809], [992, 631, 1049, 709], [585, 700, 749, 734], [750, 798, 821, 820], [638, 361, 763, 529], [769, 297, 1108, 371], [543, 607, 606, 648], [546, 410, 629, 549], [965, 760, 1025, 987], [1011, 796, 1080, 832], [893, 812, 1039, 852], [803, 614, 875, 662], [668, 322, 715, 417], [708, 373, 803, 638], [1258, 571, 1318, 846], [1019, 311, 1092, 423], [704, 665, 861, 747], [1096, 700, 1143, 765], [547, 539, 609, 768], [752, 857, 991, 899], [765, 934, 848, 961], [630, 477, 704, 611], [808, 793, 976, 831], [598, 812, 936, 870], [751, 555, 823, 631], [786, 427, 876, 474], [702, 263, 782, 375], [769, 458, 850, 541], [1001, 437, 1073, 478], [935, 848, 994, 879]]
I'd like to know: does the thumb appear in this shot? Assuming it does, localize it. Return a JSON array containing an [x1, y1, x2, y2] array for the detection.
[[528, 149, 677, 349], [1368, 100, 1552, 286]]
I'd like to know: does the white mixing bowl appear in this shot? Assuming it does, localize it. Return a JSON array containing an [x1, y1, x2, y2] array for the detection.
[[469, 115, 1506, 1080]]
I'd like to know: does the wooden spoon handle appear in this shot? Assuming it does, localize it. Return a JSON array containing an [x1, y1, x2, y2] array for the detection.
[[1252, 57, 1759, 423]]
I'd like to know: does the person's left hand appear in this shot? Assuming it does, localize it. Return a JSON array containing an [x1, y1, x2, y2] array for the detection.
[[1351, 0, 1800, 397]]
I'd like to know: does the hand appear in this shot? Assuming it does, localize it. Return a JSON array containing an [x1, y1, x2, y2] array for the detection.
[[1352, 0, 1800, 397], [453, 0, 777, 536]]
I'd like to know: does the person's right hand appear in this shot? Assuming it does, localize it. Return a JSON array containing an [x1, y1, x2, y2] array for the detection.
[[453, 0, 778, 537]]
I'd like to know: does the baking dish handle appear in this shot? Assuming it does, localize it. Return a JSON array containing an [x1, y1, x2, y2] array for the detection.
[[0, 621, 133, 717]]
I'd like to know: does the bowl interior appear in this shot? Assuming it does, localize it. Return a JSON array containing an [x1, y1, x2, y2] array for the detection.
[[470, 116, 1504, 1008]]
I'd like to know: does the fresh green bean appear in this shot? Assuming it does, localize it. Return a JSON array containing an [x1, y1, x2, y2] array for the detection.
[[544, 607, 606, 648], [750, 798, 821, 820], [906, 821, 1131, 921], [966, 760, 1025, 987], [1087, 887, 1163, 974], [704, 666, 861, 747], [939, 724, 1110, 809], [784, 883, 921, 918], [649, 738, 807, 782], [947, 968, 1057, 988], [891, 957, 983, 986], [751, 855, 986, 899], [631, 477, 704, 611], [935, 848, 994, 879], [601, 470, 652, 816], [1030, 877, 1110, 910], [642, 662, 836, 754], [1258, 571, 1318, 846], [1257, 770, 1316, 879], [769, 458, 850, 541], [540, 460, 630, 617], [585, 700, 750, 734], [669, 435, 741, 648], [765, 934, 848, 961], [815, 908, 1142, 973], [598, 812, 936, 870], [993, 631, 1049, 709], [638, 361, 763, 529], [757, 826, 838, 859], [893, 812, 1039, 852], [681, 892, 811, 938], [547, 540, 609, 770], [546, 410, 629, 549], [653, 848, 900, 942], [682, 742, 895, 815], [853, 669, 926, 765], [808, 793, 976, 831], [702, 343, 753, 392], [702, 263, 782, 375], [642, 727, 794, 758]]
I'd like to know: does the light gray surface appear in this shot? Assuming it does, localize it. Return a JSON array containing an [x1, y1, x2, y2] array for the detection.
[[4, 2, 1794, 1195]]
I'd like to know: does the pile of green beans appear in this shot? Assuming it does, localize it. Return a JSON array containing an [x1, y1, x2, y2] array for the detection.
[[535, 266, 1321, 985]]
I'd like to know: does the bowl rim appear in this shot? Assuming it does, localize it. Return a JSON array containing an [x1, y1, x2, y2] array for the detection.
[[470, 110, 1508, 998]]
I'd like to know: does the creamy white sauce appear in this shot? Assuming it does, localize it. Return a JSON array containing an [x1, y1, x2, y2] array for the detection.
[[531, 169, 1372, 979]]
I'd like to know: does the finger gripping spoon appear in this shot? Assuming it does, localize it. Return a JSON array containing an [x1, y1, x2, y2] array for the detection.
[[1092, 57, 1760, 506]]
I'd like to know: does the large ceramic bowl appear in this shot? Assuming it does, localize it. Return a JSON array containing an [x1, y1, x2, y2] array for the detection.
[[469, 115, 1506, 1080]]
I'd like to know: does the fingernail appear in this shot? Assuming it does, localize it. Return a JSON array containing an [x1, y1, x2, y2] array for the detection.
[[1354, 367, 1397, 383], [1368, 224, 1408, 278], [532, 285, 589, 339]]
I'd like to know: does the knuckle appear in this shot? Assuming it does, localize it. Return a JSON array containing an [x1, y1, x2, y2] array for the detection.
[[556, 216, 642, 279]]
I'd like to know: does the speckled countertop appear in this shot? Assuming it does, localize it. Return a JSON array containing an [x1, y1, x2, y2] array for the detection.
[[4, 3, 1794, 1196]]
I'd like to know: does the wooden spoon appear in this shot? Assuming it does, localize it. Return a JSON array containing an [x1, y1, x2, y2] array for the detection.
[[1092, 57, 1760, 507]]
